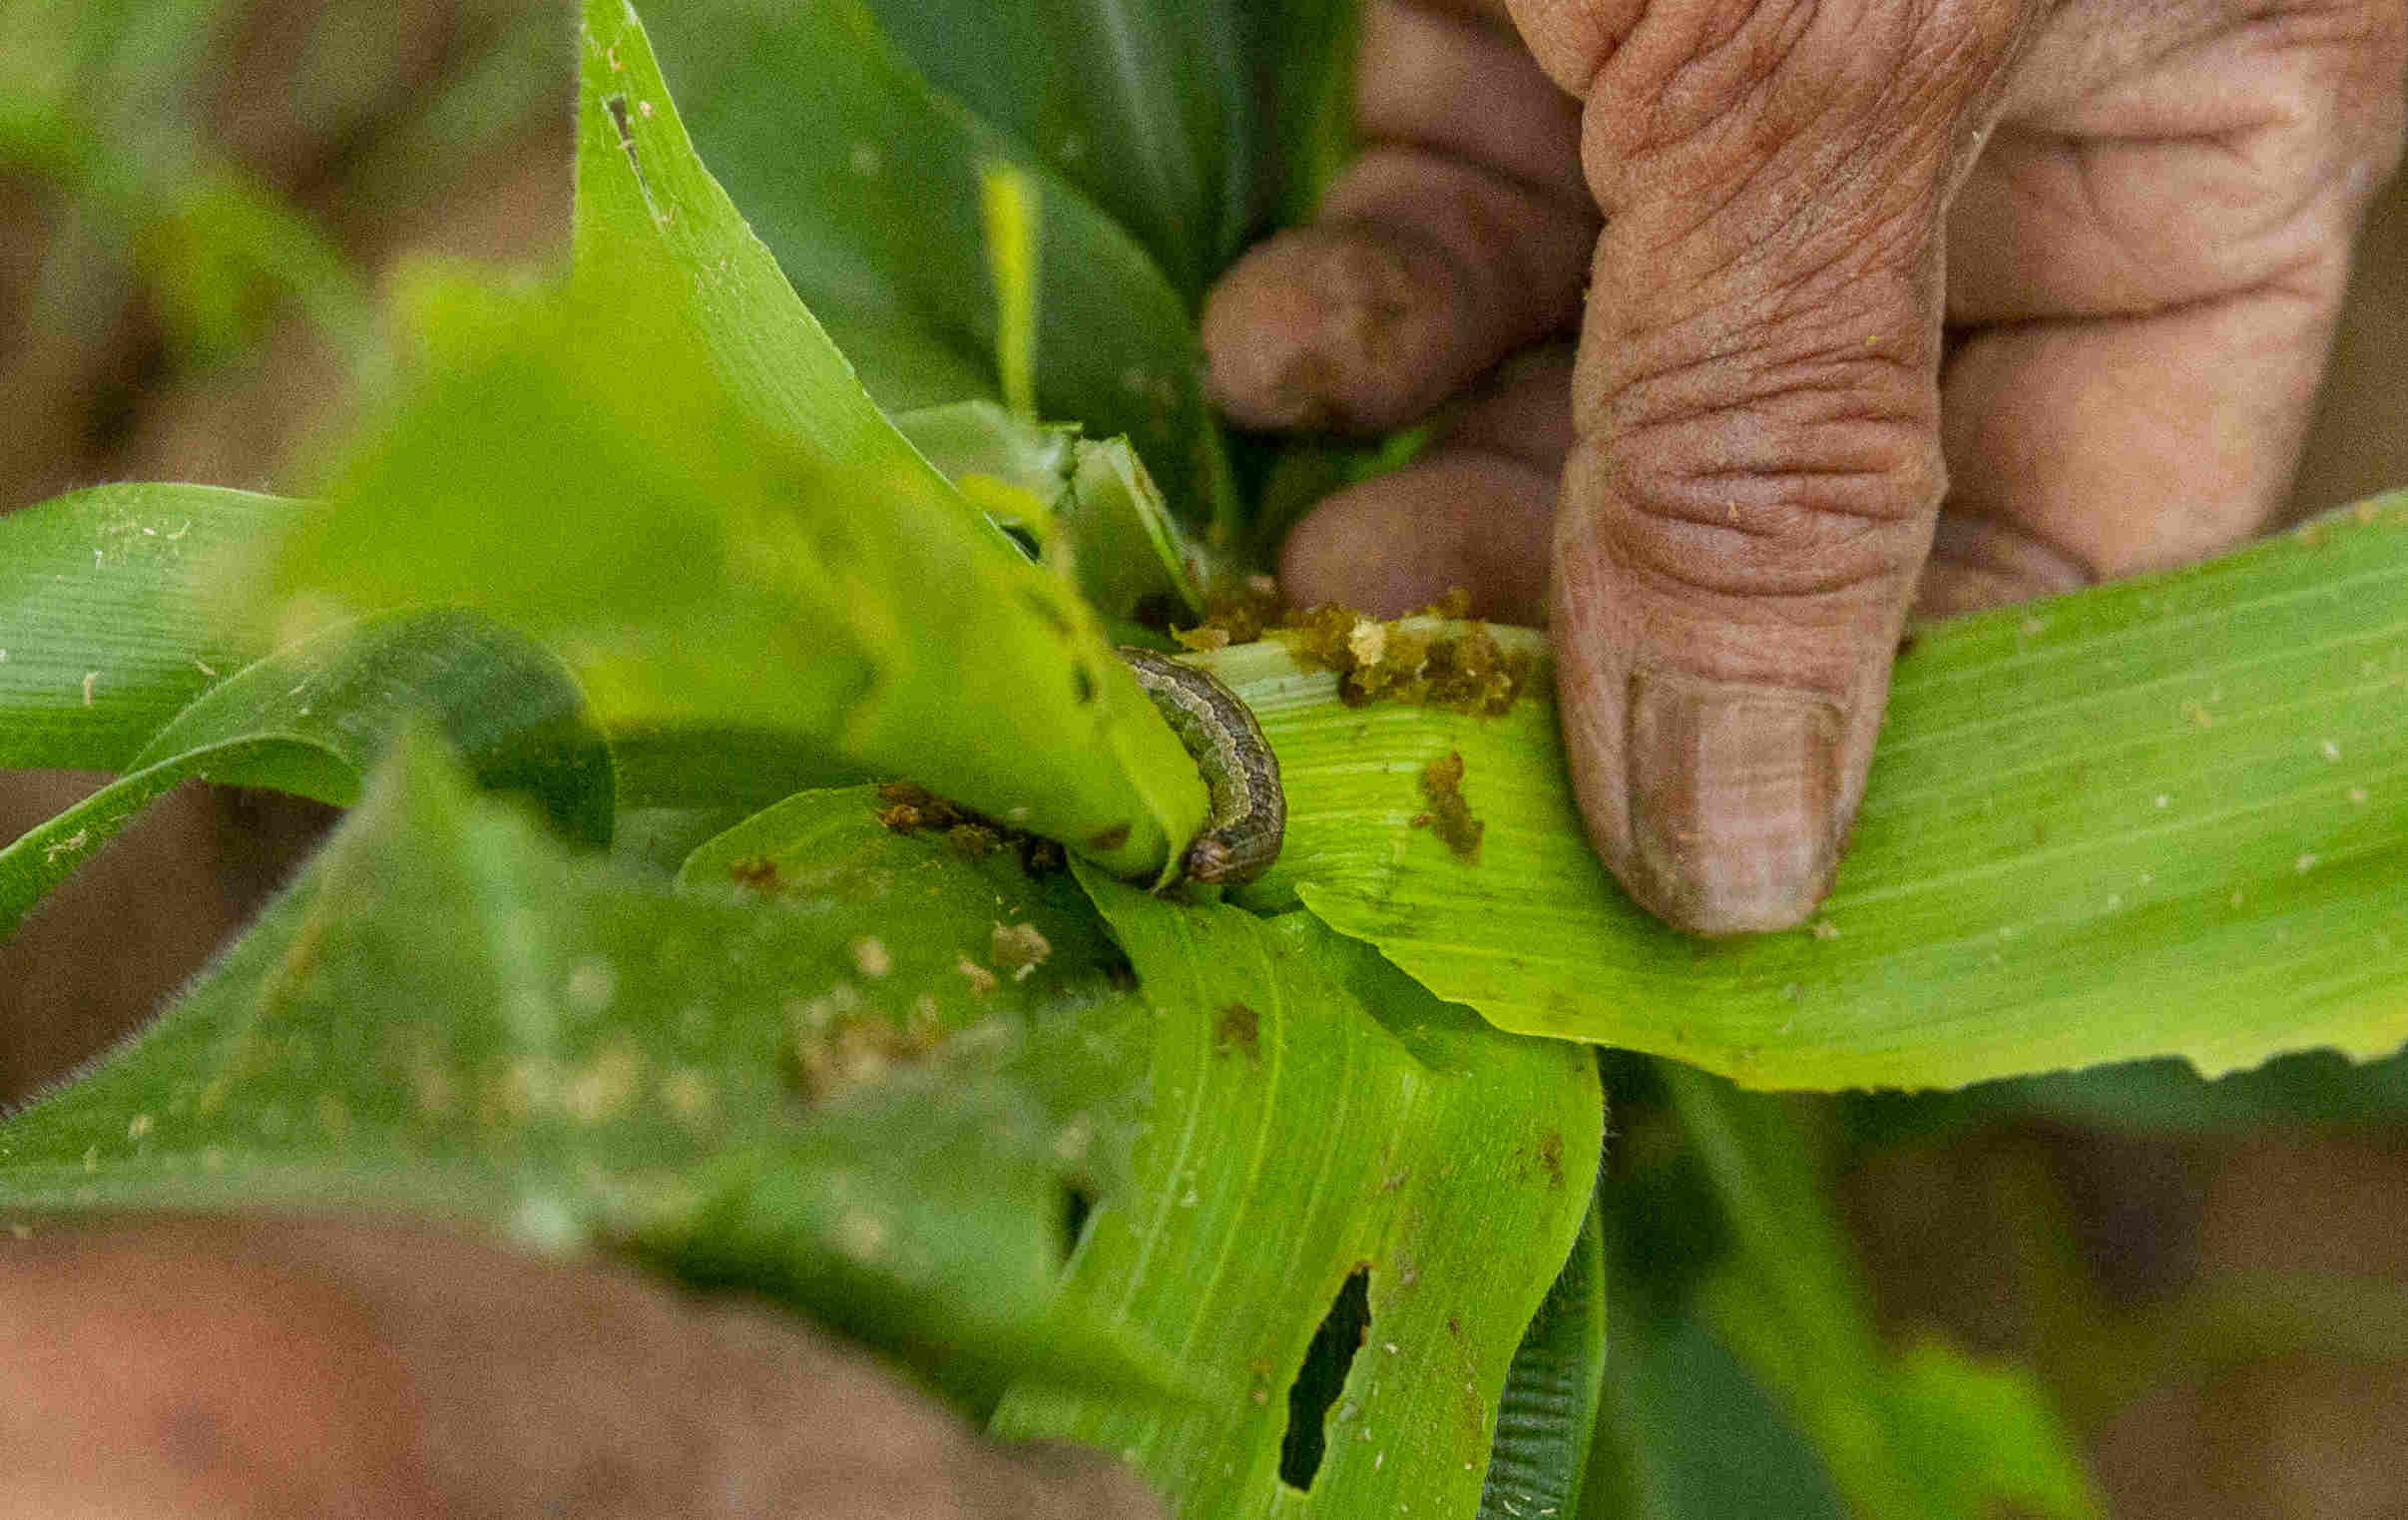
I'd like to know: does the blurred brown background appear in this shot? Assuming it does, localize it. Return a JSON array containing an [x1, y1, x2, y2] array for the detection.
[[2, 7, 2405, 1516], [0, 0, 565, 1100]]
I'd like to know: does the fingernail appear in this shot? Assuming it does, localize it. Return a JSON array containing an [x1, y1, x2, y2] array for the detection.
[[1626, 671, 1844, 935]]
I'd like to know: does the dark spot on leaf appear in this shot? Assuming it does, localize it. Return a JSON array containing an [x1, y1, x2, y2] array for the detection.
[[1446, 1314, 1463, 1338], [1538, 1131, 1564, 1189], [1214, 1001, 1260, 1062], [1060, 1183, 1095, 1266], [1895, 630, 1920, 661], [1131, 591, 1185, 632], [1088, 822, 1132, 852], [1280, 1267, 1372, 1491], [878, 781, 1060, 871]]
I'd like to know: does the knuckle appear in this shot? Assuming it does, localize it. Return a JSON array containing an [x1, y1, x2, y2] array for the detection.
[[1573, 344, 1942, 602], [2015, 0, 2408, 307], [1624, 530, 1910, 603], [1572, 0, 2027, 183], [1505, 0, 1639, 95], [2236, 0, 2408, 217], [1608, 496, 1924, 601], [1329, 147, 1595, 320], [1586, 448, 1936, 602]]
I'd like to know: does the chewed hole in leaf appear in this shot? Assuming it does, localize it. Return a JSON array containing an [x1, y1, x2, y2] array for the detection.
[[1279, 1266, 1371, 1491]]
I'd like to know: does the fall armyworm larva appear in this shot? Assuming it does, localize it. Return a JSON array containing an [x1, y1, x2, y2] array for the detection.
[[1117, 646, 1285, 884]]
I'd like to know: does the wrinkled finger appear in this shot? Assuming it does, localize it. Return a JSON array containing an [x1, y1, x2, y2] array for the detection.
[[1267, 328, 2100, 628], [0, 1218, 1164, 1520], [1522, 0, 2031, 934], [1933, 0, 2406, 608], [1282, 453, 1559, 620], [1280, 345, 1572, 620], [1268, 342, 2122, 633], [1203, 1, 1593, 432], [1939, 286, 2348, 599]]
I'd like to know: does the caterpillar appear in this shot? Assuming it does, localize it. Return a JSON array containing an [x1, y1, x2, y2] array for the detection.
[[1117, 647, 1285, 885]]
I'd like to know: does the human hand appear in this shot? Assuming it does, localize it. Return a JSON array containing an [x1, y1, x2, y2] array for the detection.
[[1206, 0, 2406, 933], [0, 1218, 1163, 1519]]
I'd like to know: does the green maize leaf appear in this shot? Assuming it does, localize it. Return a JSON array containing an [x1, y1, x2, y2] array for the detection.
[[817, 315, 999, 414], [578, 0, 1202, 876], [1066, 434, 1210, 621], [1847, 1046, 2408, 1144], [1479, 1197, 1607, 1520], [1667, 1065, 2103, 1520], [665, 785, 1178, 1407], [1580, 1072, 1846, 1520], [1582, 1308, 1848, 1520], [611, 804, 760, 877], [0, 739, 1169, 1406], [1198, 497, 2408, 1090], [993, 866, 1603, 1518], [0, 479, 869, 827], [893, 399, 1078, 508], [0, 606, 612, 945], [257, 0, 1208, 882], [980, 160, 1044, 419], [603, 726, 875, 815], [0, 484, 284, 771], [1232, 0, 1360, 227], [893, 399, 1206, 622], [868, 0, 1249, 298], [672, 785, 1131, 1043], [635, 0, 1238, 539]]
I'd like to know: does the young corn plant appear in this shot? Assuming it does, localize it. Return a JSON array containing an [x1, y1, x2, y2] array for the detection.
[[5, 2, 2406, 1515]]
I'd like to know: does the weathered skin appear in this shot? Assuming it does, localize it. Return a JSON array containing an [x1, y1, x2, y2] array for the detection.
[[1205, 0, 2408, 933], [0, 1218, 1167, 1520]]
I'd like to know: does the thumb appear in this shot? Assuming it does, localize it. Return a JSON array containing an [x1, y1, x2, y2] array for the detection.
[[1514, 0, 2031, 933]]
